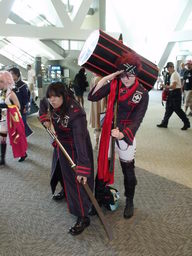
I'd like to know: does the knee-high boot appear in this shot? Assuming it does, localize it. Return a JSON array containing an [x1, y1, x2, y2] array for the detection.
[[120, 160, 137, 219], [0, 143, 7, 165]]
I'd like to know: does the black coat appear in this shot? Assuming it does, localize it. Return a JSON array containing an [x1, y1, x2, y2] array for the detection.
[[39, 98, 94, 217], [88, 81, 149, 145], [13, 79, 30, 115]]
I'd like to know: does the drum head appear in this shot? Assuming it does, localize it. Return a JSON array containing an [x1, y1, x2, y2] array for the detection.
[[78, 30, 100, 66]]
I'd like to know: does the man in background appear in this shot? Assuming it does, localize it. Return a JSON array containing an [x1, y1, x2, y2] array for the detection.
[[157, 62, 190, 130], [27, 64, 36, 101], [183, 60, 192, 116]]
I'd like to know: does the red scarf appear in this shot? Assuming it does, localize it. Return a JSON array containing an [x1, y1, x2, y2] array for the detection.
[[7, 105, 28, 158], [97, 78, 139, 184]]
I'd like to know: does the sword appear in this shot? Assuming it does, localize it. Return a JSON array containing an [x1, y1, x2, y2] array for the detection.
[[40, 121, 113, 241]]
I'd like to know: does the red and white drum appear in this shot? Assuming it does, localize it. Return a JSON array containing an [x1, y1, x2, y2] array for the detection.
[[78, 30, 158, 91]]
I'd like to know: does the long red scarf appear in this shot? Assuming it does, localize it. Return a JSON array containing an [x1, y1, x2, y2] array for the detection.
[[97, 78, 139, 184], [7, 105, 28, 158]]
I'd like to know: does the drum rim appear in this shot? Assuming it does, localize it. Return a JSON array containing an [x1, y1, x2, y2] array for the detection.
[[78, 30, 100, 66]]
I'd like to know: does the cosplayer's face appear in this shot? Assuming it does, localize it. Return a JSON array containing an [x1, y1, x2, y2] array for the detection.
[[120, 72, 136, 88], [0, 77, 5, 89], [48, 95, 63, 109]]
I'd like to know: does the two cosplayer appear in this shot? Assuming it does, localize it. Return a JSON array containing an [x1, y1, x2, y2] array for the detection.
[[0, 71, 27, 165], [39, 52, 149, 236]]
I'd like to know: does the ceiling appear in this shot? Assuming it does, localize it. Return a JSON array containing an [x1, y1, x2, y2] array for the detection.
[[0, 0, 192, 72]]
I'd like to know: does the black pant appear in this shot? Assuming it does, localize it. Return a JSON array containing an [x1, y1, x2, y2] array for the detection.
[[120, 160, 137, 200], [162, 89, 189, 125]]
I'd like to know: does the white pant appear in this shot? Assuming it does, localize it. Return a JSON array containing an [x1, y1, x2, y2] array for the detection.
[[108, 137, 136, 162]]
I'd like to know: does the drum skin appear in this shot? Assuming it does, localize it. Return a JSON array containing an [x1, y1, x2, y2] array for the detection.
[[78, 30, 158, 91]]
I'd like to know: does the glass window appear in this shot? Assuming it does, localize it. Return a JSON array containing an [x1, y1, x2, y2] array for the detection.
[[12, 0, 56, 27], [70, 40, 85, 50]]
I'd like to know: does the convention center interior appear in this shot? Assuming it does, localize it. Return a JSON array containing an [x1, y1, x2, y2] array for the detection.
[[0, 0, 192, 255]]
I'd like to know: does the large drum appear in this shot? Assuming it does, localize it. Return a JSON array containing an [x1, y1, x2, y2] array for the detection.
[[78, 30, 158, 91]]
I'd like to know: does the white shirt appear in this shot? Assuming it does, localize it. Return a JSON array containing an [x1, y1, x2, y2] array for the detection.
[[170, 71, 181, 90], [27, 69, 35, 84]]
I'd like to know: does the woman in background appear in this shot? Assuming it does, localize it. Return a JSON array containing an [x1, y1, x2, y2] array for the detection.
[[73, 68, 88, 108]]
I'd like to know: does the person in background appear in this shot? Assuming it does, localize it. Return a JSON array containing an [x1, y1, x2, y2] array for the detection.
[[9, 67, 33, 144], [157, 62, 190, 130], [27, 64, 36, 101], [39, 82, 94, 236], [0, 71, 27, 165], [179, 62, 187, 104], [179, 62, 187, 87], [88, 52, 149, 219], [73, 68, 88, 108], [183, 60, 192, 116]]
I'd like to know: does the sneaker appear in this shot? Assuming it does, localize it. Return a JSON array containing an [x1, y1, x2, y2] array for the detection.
[[181, 123, 190, 130], [156, 123, 167, 128]]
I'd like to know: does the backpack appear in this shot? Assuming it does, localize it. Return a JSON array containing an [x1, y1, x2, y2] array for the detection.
[[96, 183, 120, 211]]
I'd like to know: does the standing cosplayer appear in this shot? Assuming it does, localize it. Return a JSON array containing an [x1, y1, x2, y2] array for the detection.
[[88, 53, 149, 219], [39, 82, 94, 235], [0, 71, 27, 165]]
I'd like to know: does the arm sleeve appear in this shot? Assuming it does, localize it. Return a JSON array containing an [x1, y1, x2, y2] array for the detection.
[[72, 116, 92, 177], [22, 85, 30, 106], [122, 92, 149, 145], [88, 82, 110, 101]]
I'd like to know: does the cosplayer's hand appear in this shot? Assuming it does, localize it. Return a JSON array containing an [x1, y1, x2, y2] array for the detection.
[[111, 127, 124, 140], [52, 140, 57, 148], [77, 175, 87, 184], [43, 121, 51, 128], [108, 70, 124, 81]]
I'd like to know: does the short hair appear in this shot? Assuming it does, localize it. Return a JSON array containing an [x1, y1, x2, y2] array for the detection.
[[0, 71, 14, 89], [116, 52, 141, 75], [9, 67, 21, 78]]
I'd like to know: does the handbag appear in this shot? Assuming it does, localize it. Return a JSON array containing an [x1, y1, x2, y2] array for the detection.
[[162, 89, 169, 106]]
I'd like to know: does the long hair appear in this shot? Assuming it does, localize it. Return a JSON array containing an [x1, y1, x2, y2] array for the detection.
[[0, 71, 15, 89], [46, 82, 71, 119]]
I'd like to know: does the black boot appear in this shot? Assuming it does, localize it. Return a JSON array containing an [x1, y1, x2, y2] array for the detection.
[[0, 143, 6, 165], [120, 160, 137, 219], [52, 188, 65, 201], [124, 198, 134, 219], [69, 216, 90, 235]]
